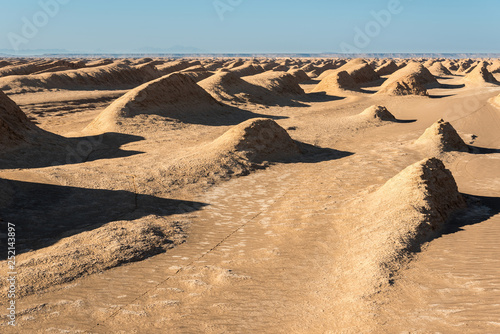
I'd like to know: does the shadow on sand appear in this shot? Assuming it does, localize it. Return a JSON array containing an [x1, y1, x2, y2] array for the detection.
[[0, 178, 208, 257]]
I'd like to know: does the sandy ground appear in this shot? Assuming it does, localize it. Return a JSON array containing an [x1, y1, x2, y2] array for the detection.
[[0, 58, 499, 333]]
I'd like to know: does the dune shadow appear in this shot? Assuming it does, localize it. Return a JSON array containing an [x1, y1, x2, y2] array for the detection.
[[0, 178, 208, 257], [428, 94, 456, 99], [392, 118, 417, 124], [438, 83, 465, 89], [440, 194, 500, 236], [0, 132, 146, 170], [301, 92, 346, 103], [469, 145, 500, 154], [293, 141, 354, 163]]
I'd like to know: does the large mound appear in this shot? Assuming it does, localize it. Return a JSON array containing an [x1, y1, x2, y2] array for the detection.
[[377, 62, 439, 96], [342, 157, 466, 295], [165, 118, 300, 186], [226, 62, 265, 77], [414, 119, 469, 153], [0, 90, 37, 150], [199, 71, 278, 104], [336, 58, 380, 85], [243, 71, 305, 96], [375, 60, 399, 76], [428, 62, 453, 77], [0, 63, 160, 94], [85, 73, 224, 132], [463, 62, 498, 86], [311, 71, 358, 94]]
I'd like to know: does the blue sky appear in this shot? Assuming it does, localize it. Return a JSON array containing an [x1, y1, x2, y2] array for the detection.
[[1, 0, 499, 53]]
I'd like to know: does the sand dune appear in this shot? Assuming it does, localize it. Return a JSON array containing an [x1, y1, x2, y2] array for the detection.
[[86, 72, 225, 132], [377, 62, 439, 96], [414, 119, 469, 154]]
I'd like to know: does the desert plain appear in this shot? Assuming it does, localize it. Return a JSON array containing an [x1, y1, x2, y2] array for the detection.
[[0, 56, 499, 333]]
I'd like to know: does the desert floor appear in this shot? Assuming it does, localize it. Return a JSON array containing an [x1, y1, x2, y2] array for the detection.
[[1, 58, 499, 333]]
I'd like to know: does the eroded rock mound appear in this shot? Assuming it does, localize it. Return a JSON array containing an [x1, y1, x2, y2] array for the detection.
[[345, 157, 466, 294], [86, 73, 224, 132], [359, 105, 396, 121], [0, 63, 160, 94], [377, 62, 439, 96], [243, 71, 305, 96], [165, 118, 300, 186], [414, 119, 469, 153], [0, 90, 37, 149], [375, 60, 399, 76], [428, 62, 453, 77], [336, 58, 380, 84], [464, 62, 498, 86], [311, 71, 358, 94]]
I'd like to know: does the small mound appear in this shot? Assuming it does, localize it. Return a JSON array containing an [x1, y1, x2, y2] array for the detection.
[[336, 58, 380, 84], [243, 71, 305, 96], [165, 118, 300, 187], [464, 62, 498, 86], [375, 60, 399, 76], [0, 90, 37, 150], [377, 62, 439, 96], [414, 119, 469, 153], [428, 62, 453, 77], [359, 105, 396, 121], [85, 73, 224, 132], [311, 71, 358, 94]]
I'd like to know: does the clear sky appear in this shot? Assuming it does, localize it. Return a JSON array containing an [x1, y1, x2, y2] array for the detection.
[[1, 0, 499, 54]]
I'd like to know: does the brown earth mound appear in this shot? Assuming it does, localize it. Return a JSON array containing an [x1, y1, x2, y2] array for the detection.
[[311, 71, 358, 94], [464, 62, 498, 86], [287, 69, 310, 84], [0, 89, 38, 150], [242, 71, 305, 96], [164, 118, 300, 186], [375, 60, 399, 76], [0, 215, 186, 298], [342, 157, 466, 295], [226, 62, 265, 77], [358, 105, 396, 121], [85, 73, 224, 132], [428, 62, 453, 77], [0, 63, 160, 94], [336, 58, 380, 84], [414, 119, 469, 153], [377, 62, 439, 96]]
